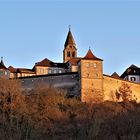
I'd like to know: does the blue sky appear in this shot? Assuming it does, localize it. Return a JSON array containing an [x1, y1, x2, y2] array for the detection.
[[0, 0, 140, 75]]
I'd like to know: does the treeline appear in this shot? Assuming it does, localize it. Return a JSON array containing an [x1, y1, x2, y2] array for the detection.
[[0, 78, 140, 140]]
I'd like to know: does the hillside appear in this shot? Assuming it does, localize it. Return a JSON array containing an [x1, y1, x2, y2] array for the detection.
[[0, 78, 140, 140]]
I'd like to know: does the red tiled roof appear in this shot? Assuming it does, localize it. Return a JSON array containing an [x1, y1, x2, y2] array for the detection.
[[35, 58, 67, 68], [35, 58, 54, 67], [8, 66, 17, 73], [67, 57, 81, 66], [8, 66, 35, 74], [17, 68, 35, 74], [82, 49, 103, 61]]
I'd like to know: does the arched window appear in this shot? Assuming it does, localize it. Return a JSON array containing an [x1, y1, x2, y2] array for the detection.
[[67, 51, 70, 57], [72, 52, 75, 57]]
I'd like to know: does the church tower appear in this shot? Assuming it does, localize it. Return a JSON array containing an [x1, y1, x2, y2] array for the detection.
[[63, 27, 77, 63], [79, 49, 104, 103]]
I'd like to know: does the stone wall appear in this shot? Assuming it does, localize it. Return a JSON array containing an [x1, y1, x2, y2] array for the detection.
[[79, 59, 103, 103], [20, 72, 78, 90], [103, 75, 140, 102]]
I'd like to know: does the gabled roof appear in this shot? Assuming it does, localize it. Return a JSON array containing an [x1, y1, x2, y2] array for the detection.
[[35, 58, 54, 67], [35, 58, 67, 68], [81, 49, 103, 61], [0, 57, 7, 70], [64, 29, 76, 47], [8, 66, 35, 74], [120, 64, 140, 78], [67, 57, 82, 66], [8, 66, 17, 73], [17, 68, 35, 74], [111, 72, 119, 78], [129, 64, 139, 69]]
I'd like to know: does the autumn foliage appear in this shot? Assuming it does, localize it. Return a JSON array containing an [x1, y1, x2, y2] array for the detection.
[[0, 78, 140, 140]]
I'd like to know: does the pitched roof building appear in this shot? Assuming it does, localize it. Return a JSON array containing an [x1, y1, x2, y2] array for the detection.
[[120, 64, 140, 83]]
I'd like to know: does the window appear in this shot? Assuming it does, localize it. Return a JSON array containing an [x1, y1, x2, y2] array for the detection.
[[48, 70, 51, 74], [130, 77, 136, 82], [5, 71, 8, 75], [67, 51, 70, 57], [59, 70, 62, 73], [72, 52, 75, 57], [94, 63, 97, 68], [40, 68, 44, 74], [134, 70, 136, 73], [86, 63, 90, 67], [54, 70, 57, 73]]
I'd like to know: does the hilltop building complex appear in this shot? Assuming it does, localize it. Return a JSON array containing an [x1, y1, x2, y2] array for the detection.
[[1, 28, 140, 103]]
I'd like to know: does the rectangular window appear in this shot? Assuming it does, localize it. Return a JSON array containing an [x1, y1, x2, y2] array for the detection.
[[94, 63, 97, 68], [54, 70, 57, 73], [48, 70, 51, 74], [59, 70, 62, 73], [40, 68, 44, 74], [5, 71, 8, 75]]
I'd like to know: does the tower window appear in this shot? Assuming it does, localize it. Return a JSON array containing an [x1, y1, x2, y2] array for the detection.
[[67, 51, 70, 57], [72, 52, 75, 57], [94, 63, 97, 68]]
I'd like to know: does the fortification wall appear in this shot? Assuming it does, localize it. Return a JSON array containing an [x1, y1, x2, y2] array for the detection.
[[20, 73, 78, 90], [103, 75, 140, 102]]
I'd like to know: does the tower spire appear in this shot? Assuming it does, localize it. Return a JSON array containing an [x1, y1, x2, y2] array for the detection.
[[64, 26, 76, 47], [69, 25, 71, 31], [1, 56, 4, 65], [63, 27, 77, 63]]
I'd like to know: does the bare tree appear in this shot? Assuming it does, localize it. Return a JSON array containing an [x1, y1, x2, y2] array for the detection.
[[116, 82, 132, 102]]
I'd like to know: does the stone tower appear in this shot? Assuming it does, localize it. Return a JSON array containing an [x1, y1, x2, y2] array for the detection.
[[79, 49, 104, 103], [63, 27, 77, 63]]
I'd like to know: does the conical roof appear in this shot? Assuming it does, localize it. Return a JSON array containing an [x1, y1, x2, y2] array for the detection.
[[82, 49, 103, 61], [0, 57, 7, 69], [64, 29, 76, 47]]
